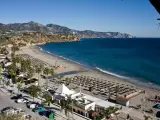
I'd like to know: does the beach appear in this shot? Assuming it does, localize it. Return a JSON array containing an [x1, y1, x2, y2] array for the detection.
[[15, 45, 160, 119], [16, 46, 160, 97]]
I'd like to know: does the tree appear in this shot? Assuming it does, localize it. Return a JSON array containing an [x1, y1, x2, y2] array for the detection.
[[35, 65, 42, 86], [7, 64, 17, 80], [28, 86, 41, 101], [42, 93, 52, 107], [11, 45, 19, 54], [60, 96, 73, 120], [17, 82, 22, 94], [27, 67, 34, 79], [43, 67, 51, 89], [50, 68, 55, 78], [0, 65, 2, 85], [6, 81, 10, 87], [56, 75, 63, 84], [105, 106, 117, 119], [2, 79, 5, 88], [18, 77, 24, 83], [11, 53, 15, 59], [25, 59, 31, 67], [20, 59, 31, 73]]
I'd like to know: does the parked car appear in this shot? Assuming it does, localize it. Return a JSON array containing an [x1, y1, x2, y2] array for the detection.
[[153, 104, 160, 109], [11, 94, 22, 100], [39, 110, 55, 118], [15, 98, 29, 103], [33, 105, 46, 113], [156, 111, 160, 120], [1, 107, 24, 115], [1, 107, 14, 113], [14, 108, 25, 113], [26, 102, 40, 109]]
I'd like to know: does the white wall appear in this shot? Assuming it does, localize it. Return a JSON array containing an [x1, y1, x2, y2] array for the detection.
[[71, 92, 81, 99], [85, 102, 95, 111]]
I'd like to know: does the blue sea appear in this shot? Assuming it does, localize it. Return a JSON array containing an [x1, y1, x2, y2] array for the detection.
[[38, 38, 160, 89]]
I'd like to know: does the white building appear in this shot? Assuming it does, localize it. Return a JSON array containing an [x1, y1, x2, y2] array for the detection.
[[53, 84, 116, 117], [53, 84, 75, 100]]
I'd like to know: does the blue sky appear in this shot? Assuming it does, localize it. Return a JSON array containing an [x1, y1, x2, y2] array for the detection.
[[0, 0, 160, 37]]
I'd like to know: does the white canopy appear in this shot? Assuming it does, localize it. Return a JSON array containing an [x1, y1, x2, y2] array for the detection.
[[56, 84, 71, 96]]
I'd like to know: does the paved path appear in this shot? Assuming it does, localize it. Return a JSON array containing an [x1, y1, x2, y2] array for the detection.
[[0, 84, 88, 120], [0, 87, 46, 120]]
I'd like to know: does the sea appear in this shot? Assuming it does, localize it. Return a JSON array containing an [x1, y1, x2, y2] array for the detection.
[[37, 38, 160, 89]]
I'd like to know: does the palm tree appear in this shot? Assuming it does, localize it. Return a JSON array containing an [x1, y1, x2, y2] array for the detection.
[[29, 86, 41, 101], [11, 45, 19, 54], [27, 67, 34, 79], [20, 60, 27, 73], [50, 68, 55, 78], [35, 65, 43, 86], [0, 65, 2, 85], [11, 53, 15, 59], [6, 81, 10, 88], [25, 59, 31, 68], [7, 65, 17, 84], [17, 82, 22, 94], [57, 75, 63, 84], [60, 99, 71, 119], [42, 93, 52, 107], [60, 96, 74, 120], [2, 79, 5, 88], [43, 67, 51, 89]]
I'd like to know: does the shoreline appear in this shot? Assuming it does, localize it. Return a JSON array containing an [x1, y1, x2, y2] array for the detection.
[[18, 45, 160, 94], [35, 45, 160, 92]]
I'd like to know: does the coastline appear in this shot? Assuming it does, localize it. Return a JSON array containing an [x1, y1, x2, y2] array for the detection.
[[36, 45, 160, 92], [17, 45, 160, 95]]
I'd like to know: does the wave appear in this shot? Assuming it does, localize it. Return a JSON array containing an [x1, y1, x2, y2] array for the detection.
[[38, 46, 88, 68], [58, 55, 88, 67], [38, 46, 44, 51], [37, 46, 160, 91], [38, 46, 53, 55], [96, 67, 129, 79], [95, 67, 160, 90]]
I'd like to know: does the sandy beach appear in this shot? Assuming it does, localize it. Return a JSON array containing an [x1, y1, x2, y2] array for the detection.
[[17, 46, 160, 98]]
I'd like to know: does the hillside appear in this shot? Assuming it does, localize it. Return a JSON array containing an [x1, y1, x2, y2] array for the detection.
[[0, 32, 78, 46], [0, 21, 133, 39]]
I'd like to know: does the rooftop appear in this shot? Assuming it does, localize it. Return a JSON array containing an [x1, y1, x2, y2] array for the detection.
[[83, 93, 116, 108]]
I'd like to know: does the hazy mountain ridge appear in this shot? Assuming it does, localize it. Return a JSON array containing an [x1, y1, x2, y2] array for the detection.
[[0, 21, 133, 38]]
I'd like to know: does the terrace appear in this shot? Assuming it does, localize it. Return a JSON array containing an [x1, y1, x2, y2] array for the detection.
[[74, 96, 95, 110]]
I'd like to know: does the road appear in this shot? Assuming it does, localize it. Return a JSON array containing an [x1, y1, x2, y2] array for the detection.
[[0, 87, 46, 120], [0, 84, 88, 120]]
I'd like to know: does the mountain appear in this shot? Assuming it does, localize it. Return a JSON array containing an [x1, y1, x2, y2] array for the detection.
[[0, 21, 133, 38]]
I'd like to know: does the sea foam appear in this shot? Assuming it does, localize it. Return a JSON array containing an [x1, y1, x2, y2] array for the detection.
[[96, 67, 128, 79]]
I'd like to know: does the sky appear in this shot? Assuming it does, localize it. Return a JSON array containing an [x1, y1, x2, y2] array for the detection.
[[0, 0, 160, 37]]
